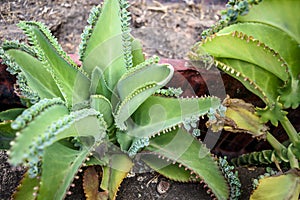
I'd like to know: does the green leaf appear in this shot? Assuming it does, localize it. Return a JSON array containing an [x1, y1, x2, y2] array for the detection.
[[216, 58, 282, 106], [100, 153, 133, 200], [190, 0, 300, 111], [117, 63, 173, 101], [142, 153, 195, 182], [0, 108, 25, 121], [116, 131, 134, 151], [79, 5, 101, 62], [250, 170, 300, 200], [37, 142, 90, 200], [237, 0, 300, 44], [90, 95, 113, 128], [17, 108, 108, 176], [129, 95, 221, 138], [280, 80, 300, 109], [4, 48, 64, 100], [114, 63, 174, 130], [216, 22, 300, 109], [18, 21, 90, 106], [196, 32, 289, 82], [9, 99, 69, 165], [131, 38, 145, 67], [39, 108, 107, 147], [0, 121, 16, 149], [231, 149, 287, 166], [145, 128, 229, 199], [256, 103, 287, 126], [218, 22, 300, 80], [12, 172, 40, 200], [83, 0, 126, 91], [90, 67, 111, 98]]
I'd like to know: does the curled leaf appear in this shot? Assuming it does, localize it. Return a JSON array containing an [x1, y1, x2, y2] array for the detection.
[[207, 96, 269, 139], [250, 169, 300, 200]]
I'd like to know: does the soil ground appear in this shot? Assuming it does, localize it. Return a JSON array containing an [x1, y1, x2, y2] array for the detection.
[[0, 0, 226, 58], [0, 0, 290, 200]]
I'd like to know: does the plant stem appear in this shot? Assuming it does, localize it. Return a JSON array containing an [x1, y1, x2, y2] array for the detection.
[[287, 146, 299, 168], [280, 117, 299, 145], [266, 132, 286, 152], [266, 132, 290, 163]]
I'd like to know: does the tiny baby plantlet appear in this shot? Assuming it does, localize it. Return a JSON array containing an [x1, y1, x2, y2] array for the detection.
[[189, 0, 300, 199], [0, 0, 237, 199]]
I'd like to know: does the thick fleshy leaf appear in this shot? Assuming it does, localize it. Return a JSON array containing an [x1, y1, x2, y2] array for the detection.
[[37, 142, 90, 200], [190, 0, 300, 109], [142, 153, 195, 182], [83, 0, 126, 90], [195, 32, 289, 82], [116, 131, 134, 152], [90, 95, 113, 128], [100, 153, 133, 200], [216, 58, 281, 105], [18, 108, 107, 178], [128, 95, 221, 138], [207, 97, 269, 138], [9, 99, 69, 165], [131, 38, 145, 67], [18, 21, 90, 106], [90, 67, 111, 98], [4, 48, 63, 100], [0, 108, 25, 121], [145, 128, 229, 199], [0, 121, 16, 149], [218, 23, 300, 80], [190, 6, 300, 115], [250, 170, 300, 200], [279, 80, 300, 109], [114, 63, 174, 130], [216, 22, 300, 109], [237, 0, 300, 44], [117, 63, 173, 101], [231, 149, 288, 166], [37, 108, 107, 147], [12, 172, 39, 200]]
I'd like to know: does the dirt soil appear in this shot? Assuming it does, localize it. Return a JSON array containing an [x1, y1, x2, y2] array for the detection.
[[0, 0, 225, 58], [0, 0, 287, 200]]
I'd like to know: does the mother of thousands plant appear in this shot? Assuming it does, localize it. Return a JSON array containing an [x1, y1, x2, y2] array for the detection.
[[0, 0, 239, 199], [190, 0, 300, 199]]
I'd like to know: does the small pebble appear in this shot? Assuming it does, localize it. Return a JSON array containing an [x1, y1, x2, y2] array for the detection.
[[137, 176, 145, 182], [157, 180, 170, 194]]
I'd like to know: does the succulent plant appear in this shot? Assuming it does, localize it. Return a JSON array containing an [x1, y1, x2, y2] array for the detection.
[[191, 0, 300, 122], [190, 0, 300, 199], [250, 169, 300, 200], [0, 0, 236, 199]]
